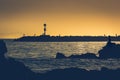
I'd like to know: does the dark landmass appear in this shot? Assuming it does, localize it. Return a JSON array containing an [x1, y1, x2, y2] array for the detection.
[[1, 57, 120, 80], [14, 35, 120, 42], [37, 67, 120, 80], [0, 40, 38, 80], [0, 57, 38, 80]]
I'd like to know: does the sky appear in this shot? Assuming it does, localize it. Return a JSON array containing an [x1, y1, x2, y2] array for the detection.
[[0, 0, 120, 38]]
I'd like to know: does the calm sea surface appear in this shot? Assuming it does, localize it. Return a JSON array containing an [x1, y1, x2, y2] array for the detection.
[[5, 40, 120, 73]]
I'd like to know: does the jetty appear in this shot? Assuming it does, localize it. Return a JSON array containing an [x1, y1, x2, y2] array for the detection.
[[14, 24, 120, 42]]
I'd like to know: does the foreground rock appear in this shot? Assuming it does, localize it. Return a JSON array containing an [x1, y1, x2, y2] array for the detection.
[[56, 52, 98, 59], [56, 52, 67, 59], [99, 36, 120, 58], [0, 40, 38, 80], [69, 53, 98, 59], [38, 67, 120, 80]]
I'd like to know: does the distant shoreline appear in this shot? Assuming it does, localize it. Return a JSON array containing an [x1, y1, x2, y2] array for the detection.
[[1, 36, 120, 42], [14, 35, 120, 42]]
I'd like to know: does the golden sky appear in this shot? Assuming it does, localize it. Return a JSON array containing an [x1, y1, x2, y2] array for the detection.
[[0, 0, 120, 38]]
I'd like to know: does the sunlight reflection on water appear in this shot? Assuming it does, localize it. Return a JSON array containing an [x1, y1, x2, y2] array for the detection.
[[6, 41, 107, 58]]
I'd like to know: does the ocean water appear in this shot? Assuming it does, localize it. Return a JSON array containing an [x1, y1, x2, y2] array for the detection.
[[5, 40, 120, 73]]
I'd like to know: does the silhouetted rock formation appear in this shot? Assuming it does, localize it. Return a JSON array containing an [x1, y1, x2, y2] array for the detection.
[[69, 53, 98, 59], [56, 52, 98, 59], [56, 52, 66, 59], [38, 67, 120, 80], [0, 40, 37, 80], [56, 36, 120, 59], [99, 36, 120, 58]]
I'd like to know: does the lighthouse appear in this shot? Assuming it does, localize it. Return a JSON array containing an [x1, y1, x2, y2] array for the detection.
[[43, 23, 47, 36]]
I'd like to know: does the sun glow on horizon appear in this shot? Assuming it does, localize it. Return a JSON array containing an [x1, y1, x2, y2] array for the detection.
[[0, 0, 120, 38]]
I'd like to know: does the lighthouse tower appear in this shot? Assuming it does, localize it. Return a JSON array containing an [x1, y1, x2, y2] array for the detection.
[[43, 23, 47, 36]]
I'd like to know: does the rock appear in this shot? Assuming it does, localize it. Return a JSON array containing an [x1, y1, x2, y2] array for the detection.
[[56, 52, 67, 59], [39, 67, 120, 80], [56, 52, 98, 59], [0, 40, 38, 80], [98, 36, 120, 59], [69, 53, 98, 59]]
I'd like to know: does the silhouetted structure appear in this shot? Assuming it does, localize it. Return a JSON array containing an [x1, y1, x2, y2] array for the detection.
[[14, 23, 120, 42], [43, 23, 47, 36], [107, 35, 111, 44], [0, 40, 37, 80]]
